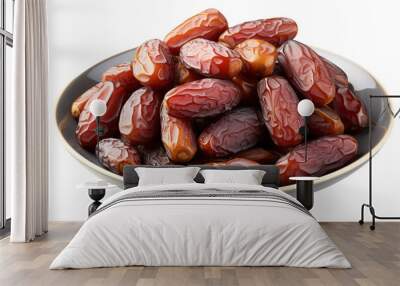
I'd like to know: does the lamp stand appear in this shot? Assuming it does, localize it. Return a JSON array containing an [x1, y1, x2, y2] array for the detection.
[[94, 116, 104, 158], [359, 95, 400, 230], [304, 117, 308, 161], [299, 117, 309, 161], [95, 116, 105, 142]]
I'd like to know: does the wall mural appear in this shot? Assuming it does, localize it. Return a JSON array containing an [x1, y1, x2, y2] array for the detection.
[[55, 8, 393, 190]]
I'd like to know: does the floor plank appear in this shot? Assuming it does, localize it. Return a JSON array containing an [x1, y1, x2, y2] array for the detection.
[[0, 222, 399, 286]]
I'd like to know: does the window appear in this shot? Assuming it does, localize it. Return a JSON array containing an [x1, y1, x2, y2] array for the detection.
[[0, 0, 14, 234]]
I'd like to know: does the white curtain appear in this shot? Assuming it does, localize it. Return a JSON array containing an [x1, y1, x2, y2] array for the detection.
[[8, 0, 48, 242]]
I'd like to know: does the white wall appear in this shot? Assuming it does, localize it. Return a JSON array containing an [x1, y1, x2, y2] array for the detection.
[[48, 0, 400, 221]]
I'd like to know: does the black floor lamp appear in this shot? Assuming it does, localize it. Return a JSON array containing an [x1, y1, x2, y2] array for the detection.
[[297, 99, 316, 161], [289, 99, 317, 210], [86, 99, 108, 215], [359, 95, 400, 230]]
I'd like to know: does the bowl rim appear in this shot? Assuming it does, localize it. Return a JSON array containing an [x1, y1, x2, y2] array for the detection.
[[55, 46, 395, 192]]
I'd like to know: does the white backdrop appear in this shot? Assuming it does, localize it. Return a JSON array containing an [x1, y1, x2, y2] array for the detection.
[[47, 0, 400, 221]]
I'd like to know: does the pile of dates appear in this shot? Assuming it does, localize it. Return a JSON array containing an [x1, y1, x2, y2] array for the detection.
[[72, 8, 367, 186]]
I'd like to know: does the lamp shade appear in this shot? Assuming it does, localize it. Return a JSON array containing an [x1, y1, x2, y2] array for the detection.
[[297, 99, 315, 117], [89, 99, 107, 117]]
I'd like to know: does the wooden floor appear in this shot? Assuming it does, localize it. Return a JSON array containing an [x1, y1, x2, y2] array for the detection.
[[0, 222, 399, 286]]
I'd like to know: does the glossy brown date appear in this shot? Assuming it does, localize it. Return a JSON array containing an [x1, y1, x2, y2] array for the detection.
[[236, 147, 280, 164], [119, 87, 161, 145], [180, 38, 243, 79], [164, 8, 228, 55], [257, 76, 304, 147], [136, 144, 171, 166], [174, 57, 201, 84], [322, 57, 348, 88], [331, 86, 368, 131], [276, 135, 358, 185], [96, 138, 141, 175], [164, 78, 241, 118], [71, 82, 103, 119], [208, 158, 260, 167], [231, 75, 258, 105], [198, 107, 262, 158], [76, 81, 128, 150], [234, 39, 277, 77], [308, 106, 344, 137], [219, 17, 298, 48], [322, 58, 368, 131], [101, 63, 141, 92], [278, 40, 336, 106], [132, 39, 174, 89], [161, 103, 198, 162]]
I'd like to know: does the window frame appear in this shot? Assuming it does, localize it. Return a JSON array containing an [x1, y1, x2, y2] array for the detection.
[[0, 0, 13, 234]]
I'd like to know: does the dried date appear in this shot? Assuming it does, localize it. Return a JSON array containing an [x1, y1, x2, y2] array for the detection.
[[276, 135, 358, 185], [308, 106, 344, 137], [278, 40, 336, 106], [198, 107, 262, 158], [174, 57, 201, 84], [331, 86, 368, 131], [132, 39, 174, 89], [236, 147, 280, 164], [164, 78, 241, 118], [180, 38, 243, 79], [96, 138, 141, 175], [164, 8, 228, 55], [76, 81, 128, 150], [119, 87, 161, 145], [231, 75, 258, 105], [219, 17, 298, 48], [234, 39, 277, 77], [208, 158, 260, 167], [161, 103, 198, 162], [322, 57, 348, 88], [71, 82, 104, 119], [101, 63, 141, 92], [322, 58, 368, 131], [257, 76, 304, 147], [136, 144, 171, 166]]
